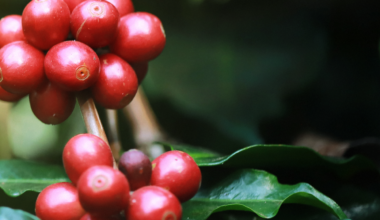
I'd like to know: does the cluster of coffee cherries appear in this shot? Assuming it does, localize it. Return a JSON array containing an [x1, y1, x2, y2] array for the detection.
[[0, 0, 165, 124], [35, 134, 202, 220]]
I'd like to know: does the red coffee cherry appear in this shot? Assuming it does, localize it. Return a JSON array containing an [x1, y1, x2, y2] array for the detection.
[[105, 0, 134, 17], [71, 1, 120, 48], [130, 62, 148, 84], [80, 213, 123, 220], [90, 53, 138, 109], [63, 0, 87, 13], [77, 165, 130, 216], [22, 0, 70, 50], [0, 15, 26, 48], [45, 41, 100, 91], [118, 149, 152, 191], [0, 41, 45, 95], [151, 151, 202, 203], [63, 134, 114, 185], [29, 82, 76, 125], [126, 186, 182, 220], [36, 182, 86, 220], [0, 86, 25, 102], [110, 12, 166, 63]]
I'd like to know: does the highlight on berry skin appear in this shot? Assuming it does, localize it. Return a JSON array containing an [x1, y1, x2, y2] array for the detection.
[[22, 0, 71, 50], [126, 186, 182, 220], [118, 149, 152, 191], [110, 12, 167, 63], [90, 53, 138, 109], [44, 41, 100, 91], [70, 0, 120, 48], [0, 41, 45, 95], [63, 134, 114, 185], [35, 182, 86, 220], [0, 0, 183, 218], [0, 15, 26, 48], [77, 165, 130, 216], [151, 150, 202, 203]]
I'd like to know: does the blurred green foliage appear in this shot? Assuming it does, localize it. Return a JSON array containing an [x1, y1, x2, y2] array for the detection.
[[1, 0, 380, 154], [140, 0, 327, 151], [137, 0, 380, 153], [1, 1, 380, 219], [7, 97, 85, 163]]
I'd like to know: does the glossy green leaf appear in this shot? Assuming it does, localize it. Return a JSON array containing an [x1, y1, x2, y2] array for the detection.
[[0, 160, 69, 197], [161, 143, 221, 158], [250, 185, 380, 220], [162, 143, 378, 180], [0, 207, 39, 220], [183, 169, 349, 220], [206, 184, 380, 220]]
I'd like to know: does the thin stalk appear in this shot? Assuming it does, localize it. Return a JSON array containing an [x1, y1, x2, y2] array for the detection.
[[105, 109, 122, 161], [77, 90, 117, 168], [293, 132, 349, 157], [123, 88, 165, 158], [0, 102, 12, 159]]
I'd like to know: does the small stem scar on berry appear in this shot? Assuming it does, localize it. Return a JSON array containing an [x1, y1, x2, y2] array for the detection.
[[106, 109, 122, 161], [122, 88, 165, 158], [77, 90, 117, 168]]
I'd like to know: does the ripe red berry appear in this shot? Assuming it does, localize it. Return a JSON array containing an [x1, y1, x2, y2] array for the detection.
[[90, 53, 138, 109], [126, 186, 182, 220], [0, 41, 45, 95], [151, 151, 202, 203], [36, 182, 86, 220], [77, 165, 130, 216], [105, 0, 134, 17], [29, 82, 76, 125], [63, 134, 114, 185], [110, 12, 166, 63], [71, 1, 120, 48], [45, 41, 100, 91], [130, 62, 148, 84], [63, 0, 87, 13], [118, 149, 152, 191], [0, 86, 25, 102], [22, 0, 70, 50], [0, 15, 26, 48], [80, 213, 123, 220]]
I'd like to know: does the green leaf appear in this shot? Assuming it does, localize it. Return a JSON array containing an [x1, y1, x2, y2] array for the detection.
[[0, 207, 39, 220], [162, 143, 378, 180], [160, 143, 221, 158], [249, 185, 380, 220], [204, 184, 380, 220], [183, 169, 349, 220], [164, 143, 380, 219], [0, 160, 69, 197]]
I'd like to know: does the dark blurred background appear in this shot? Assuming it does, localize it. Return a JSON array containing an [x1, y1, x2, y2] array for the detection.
[[1, 0, 380, 158]]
